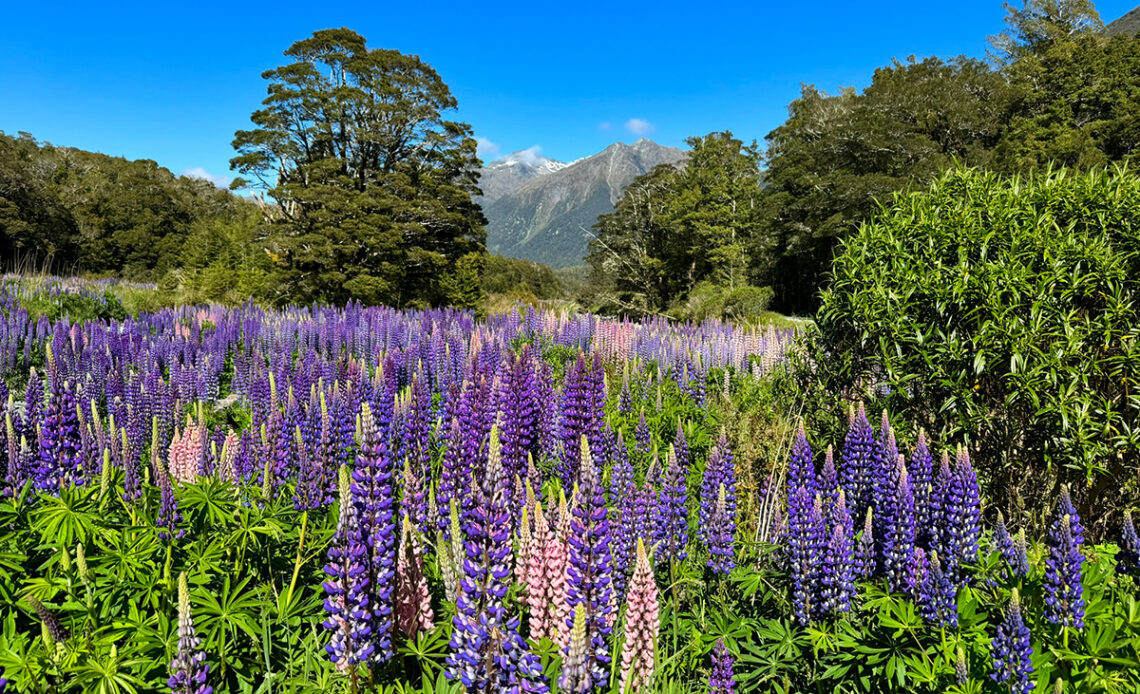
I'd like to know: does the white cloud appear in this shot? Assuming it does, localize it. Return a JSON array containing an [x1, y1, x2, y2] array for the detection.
[[598, 121, 612, 131], [624, 118, 654, 136], [512, 145, 545, 165], [180, 167, 233, 189], [476, 136, 500, 160]]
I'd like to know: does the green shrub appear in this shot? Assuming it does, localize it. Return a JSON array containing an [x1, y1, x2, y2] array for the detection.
[[676, 281, 775, 322], [814, 166, 1140, 523]]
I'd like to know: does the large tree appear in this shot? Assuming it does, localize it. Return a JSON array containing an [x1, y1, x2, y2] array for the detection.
[[587, 131, 766, 315], [761, 56, 1011, 312], [230, 28, 486, 307]]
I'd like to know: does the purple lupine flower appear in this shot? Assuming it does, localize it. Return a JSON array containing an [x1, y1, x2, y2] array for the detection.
[[817, 445, 839, 518], [991, 589, 1034, 694], [447, 428, 546, 693], [905, 546, 930, 597], [354, 402, 397, 663], [839, 403, 875, 529], [500, 347, 539, 486], [558, 353, 598, 488], [854, 507, 875, 579], [918, 552, 958, 628], [1044, 487, 1085, 629], [293, 427, 324, 511], [156, 463, 183, 542], [563, 436, 614, 694], [884, 458, 915, 592], [633, 411, 651, 461], [700, 433, 736, 547], [709, 638, 737, 694], [1121, 511, 1139, 575], [928, 450, 952, 557], [609, 434, 637, 599], [993, 510, 1025, 578], [654, 445, 689, 563], [323, 466, 373, 668], [168, 573, 212, 694], [788, 487, 825, 625], [36, 362, 84, 491], [952, 447, 981, 567], [438, 417, 469, 537], [819, 492, 854, 616], [788, 422, 816, 497], [26, 594, 70, 644], [910, 430, 934, 545], [707, 484, 737, 575]]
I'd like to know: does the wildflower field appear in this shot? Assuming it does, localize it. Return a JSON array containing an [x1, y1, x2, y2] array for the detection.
[[0, 279, 1138, 694]]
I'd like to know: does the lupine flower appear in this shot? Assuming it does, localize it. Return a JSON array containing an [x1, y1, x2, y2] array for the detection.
[[884, 458, 915, 592], [789, 422, 816, 497], [994, 511, 1014, 562], [396, 513, 434, 638], [700, 433, 736, 547], [36, 362, 83, 491], [944, 447, 981, 582], [817, 445, 839, 517], [820, 491, 854, 616], [854, 507, 875, 578], [788, 487, 825, 625], [354, 402, 398, 662], [323, 464, 373, 669], [707, 484, 737, 575], [1011, 529, 1030, 578], [708, 638, 737, 694], [905, 546, 930, 598], [918, 552, 958, 628], [1120, 511, 1139, 574], [26, 594, 70, 644], [618, 539, 659, 694], [910, 430, 933, 544], [1044, 487, 1085, 629], [654, 445, 689, 563], [156, 464, 183, 542], [561, 605, 590, 694], [928, 450, 953, 560], [447, 427, 546, 693], [526, 499, 565, 642], [168, 573, 212, 694], [991, 589, 1034, 694], [564, 436, 614, 693], [839, 403, 875, 526], [955, 646, 968, 685]]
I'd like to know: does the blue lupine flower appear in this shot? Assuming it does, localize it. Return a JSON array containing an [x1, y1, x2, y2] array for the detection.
[[991, 589, 1034, 694], [1044, 487, 1085, 629]]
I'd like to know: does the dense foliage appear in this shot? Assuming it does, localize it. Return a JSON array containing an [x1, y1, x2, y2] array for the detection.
[[814, 166, 1140, 530], [0, 132, 252, 279], [230, 28, 487, 309], [0, 281, 1137, 694], [586, 132, 768, 317]]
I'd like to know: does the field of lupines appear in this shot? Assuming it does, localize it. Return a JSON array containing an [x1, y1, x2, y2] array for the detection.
[[0, 280, 1138, 694]]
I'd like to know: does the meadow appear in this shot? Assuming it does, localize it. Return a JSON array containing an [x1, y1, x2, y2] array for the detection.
[[0, 277, 1134, 694]]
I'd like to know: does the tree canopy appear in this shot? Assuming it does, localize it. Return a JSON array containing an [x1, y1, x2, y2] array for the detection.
[[230, 28, 486, 308]]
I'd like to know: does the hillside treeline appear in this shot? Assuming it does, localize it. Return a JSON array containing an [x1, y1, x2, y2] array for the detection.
[[0, 132, 255, 279], [589, 0, 1140, 314]]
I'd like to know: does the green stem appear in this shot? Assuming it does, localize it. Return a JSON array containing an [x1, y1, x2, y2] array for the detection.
[[286, 510, 309, 605]]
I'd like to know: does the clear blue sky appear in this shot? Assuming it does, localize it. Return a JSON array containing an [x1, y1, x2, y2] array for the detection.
[[1, 0, 1135, 186]]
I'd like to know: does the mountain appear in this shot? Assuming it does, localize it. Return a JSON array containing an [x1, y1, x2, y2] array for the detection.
[[477, 148, 568, 204], [480, 138, 685, 268], [1107, 5, 1140, 36]]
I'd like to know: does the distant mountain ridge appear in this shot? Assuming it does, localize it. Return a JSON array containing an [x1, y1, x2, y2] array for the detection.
[[1107, 5, 1140, 36], [479, 138, 685, 268], [477, 148, 568, 204]]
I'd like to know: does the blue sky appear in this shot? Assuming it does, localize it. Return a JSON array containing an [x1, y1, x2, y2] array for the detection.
[[1, 0, 1135, 186]]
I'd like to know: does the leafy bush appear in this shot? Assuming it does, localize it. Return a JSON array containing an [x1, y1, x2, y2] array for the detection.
[[675, 282, 775, 323], [814, 166, 1140, 525]]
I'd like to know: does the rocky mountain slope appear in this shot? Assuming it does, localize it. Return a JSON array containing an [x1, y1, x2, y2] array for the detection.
[[479, 139, 685, 267]]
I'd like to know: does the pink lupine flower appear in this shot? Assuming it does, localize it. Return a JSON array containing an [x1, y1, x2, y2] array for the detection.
[[168, 424, 204, 485], [396, 513, 434, 638], [620, 538, 660, 693]]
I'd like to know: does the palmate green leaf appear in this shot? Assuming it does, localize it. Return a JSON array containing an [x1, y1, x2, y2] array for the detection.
[[66, 648, 151, 694], [195, 574, 265, 648], [31, 488, 100, 548]]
